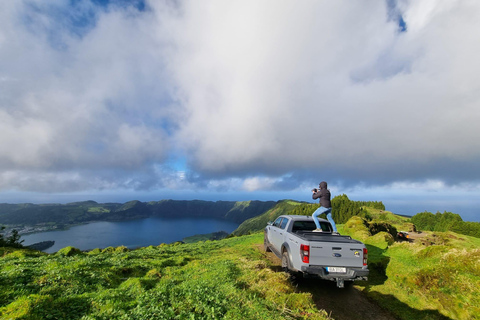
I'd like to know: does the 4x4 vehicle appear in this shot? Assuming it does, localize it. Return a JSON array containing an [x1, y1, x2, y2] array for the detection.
[[264, 215, 369, 288]]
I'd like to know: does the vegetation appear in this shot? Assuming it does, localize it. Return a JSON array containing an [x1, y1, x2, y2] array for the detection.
[[331, 194, 385, 223], [0, 226, 24, 248], [234, 201, 480, 319], [378, 239, 480, 320], [2, 198, 479, 319], [338, 207, 480, 320], [1, 235, 330, 320], [412, 211, 480, 238], [2, 207, 479, 319]]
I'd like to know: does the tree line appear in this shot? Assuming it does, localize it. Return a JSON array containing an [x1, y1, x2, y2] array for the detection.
[[289, 194, 385, 224], [331, 194, 385, 223], [411, 211, 480, 238]]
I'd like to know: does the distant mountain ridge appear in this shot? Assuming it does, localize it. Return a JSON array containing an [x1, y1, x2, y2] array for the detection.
[[0, 200, 277, 228]]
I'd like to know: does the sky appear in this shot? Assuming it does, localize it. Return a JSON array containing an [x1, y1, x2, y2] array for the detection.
[[1, 0, 480, 222]]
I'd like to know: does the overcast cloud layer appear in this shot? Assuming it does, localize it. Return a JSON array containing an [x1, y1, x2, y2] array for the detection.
[[1, 0, 480, 218]]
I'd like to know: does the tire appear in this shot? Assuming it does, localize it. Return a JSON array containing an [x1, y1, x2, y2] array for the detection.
[[264, 234, 272, 252], [281, 251, 291, 273]]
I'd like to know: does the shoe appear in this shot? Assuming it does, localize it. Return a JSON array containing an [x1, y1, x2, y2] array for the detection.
[[332, 232, 340, 235], [313, 229, 323, 232]]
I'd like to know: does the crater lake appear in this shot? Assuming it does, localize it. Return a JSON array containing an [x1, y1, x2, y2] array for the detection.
[[21, 217, 239, 253]]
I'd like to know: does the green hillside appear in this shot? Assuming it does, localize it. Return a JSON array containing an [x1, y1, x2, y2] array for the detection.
[[232, 200, 305, 236], [337, 207, 480, 320], [0, 235, 329, 320], [2, 215, 480, 319], [231, 203, 480, 319], [2, 197, 480, 319]]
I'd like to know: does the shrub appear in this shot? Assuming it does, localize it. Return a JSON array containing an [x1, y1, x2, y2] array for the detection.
[[145, 268, 162, 279], [101, 246, 115, 253], [56, 246, 82, 256], [370, 232, 395, 247], [344, 216, 370, 240], [0, 226, 24, 248], [369, 221, 397, 238], [412, 211, 480, 238], [88, 248, 102, 255], [115, 246, 129, 253]]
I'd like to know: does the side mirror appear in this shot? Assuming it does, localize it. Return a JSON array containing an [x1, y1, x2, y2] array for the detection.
[[267, 221, 273, 226]]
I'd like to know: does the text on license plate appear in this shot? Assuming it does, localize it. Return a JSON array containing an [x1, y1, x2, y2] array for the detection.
[[326, 267, 346, 273]]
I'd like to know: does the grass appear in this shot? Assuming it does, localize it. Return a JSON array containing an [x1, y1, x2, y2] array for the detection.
[[381, 240, 480, 319], [362, 207, 414, 232], [340, 212, 480, 320], [1, 234, 330, 320], [2, 211, 479, 320]]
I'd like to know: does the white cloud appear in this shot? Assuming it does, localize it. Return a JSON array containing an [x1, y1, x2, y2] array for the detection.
[[1, 0, 480, 197], [164, 0, 480, 184], [242, 177, 277, 192], [0, 1, 171, 174]]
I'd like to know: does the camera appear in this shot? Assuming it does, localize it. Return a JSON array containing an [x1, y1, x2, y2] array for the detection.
[[312, 188, 318, 192]]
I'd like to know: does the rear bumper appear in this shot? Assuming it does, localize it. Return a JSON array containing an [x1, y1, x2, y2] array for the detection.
[[300, 265, 369, 281]]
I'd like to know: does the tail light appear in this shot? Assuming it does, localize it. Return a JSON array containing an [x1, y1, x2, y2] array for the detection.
[[300, 244, 310, 263], [363, 248, 368, 266]]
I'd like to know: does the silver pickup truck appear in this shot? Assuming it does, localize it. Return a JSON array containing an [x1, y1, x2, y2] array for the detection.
[[264, 215, 369, 288]]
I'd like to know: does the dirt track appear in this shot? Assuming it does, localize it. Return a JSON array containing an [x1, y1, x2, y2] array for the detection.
[[257, 245, 398, 320]]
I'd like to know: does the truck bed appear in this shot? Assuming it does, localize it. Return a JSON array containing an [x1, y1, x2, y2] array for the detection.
[[292, 231, 364, 244]]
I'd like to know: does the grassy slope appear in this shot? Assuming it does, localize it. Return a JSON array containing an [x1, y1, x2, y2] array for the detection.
[[2, 206, 479, 320], [340, 208, 480, 320], [0, 235, 329, 320], [377, 235, 480, 320]]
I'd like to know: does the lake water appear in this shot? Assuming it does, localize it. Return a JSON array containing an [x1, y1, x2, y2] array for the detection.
[[21, 218, 239, 253]]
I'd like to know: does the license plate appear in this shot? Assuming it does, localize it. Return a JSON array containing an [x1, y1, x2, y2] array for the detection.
[[326, 267, 346, 273]]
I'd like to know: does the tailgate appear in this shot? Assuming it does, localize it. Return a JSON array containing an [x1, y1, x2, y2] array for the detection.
[[309, 240, 365, 268]]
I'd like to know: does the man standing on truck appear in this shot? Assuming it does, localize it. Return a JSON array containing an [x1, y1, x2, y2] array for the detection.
[[312, 181, 339, 234]]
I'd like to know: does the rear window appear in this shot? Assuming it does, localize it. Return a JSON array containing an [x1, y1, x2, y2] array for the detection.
[[292, 221, 331, 232]]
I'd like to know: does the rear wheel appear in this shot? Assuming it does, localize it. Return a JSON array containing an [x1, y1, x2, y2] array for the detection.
[[282, 250, 303, 283], [281, 251, 291, 273]]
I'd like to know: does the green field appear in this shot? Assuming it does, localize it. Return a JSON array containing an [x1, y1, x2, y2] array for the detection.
[[1, 207, 479, 320], [341, 209, 480, 320], [0, 235, 329, 320]]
